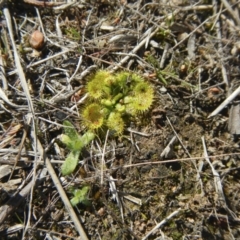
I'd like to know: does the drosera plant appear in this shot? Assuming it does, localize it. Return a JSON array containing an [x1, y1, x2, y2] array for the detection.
[[81, 70, 154, 135], [60, 120, 95, 176], [60, 121, 94, 206]]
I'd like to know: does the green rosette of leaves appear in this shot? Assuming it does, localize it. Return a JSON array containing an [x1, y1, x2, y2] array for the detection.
[[82, 70, 154, 135]]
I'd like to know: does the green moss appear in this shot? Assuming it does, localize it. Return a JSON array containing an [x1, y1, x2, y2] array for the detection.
[[65, 27, 81, 40]]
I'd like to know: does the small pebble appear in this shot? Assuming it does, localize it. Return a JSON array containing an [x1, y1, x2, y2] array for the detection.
[[29, 30, 44, 50]]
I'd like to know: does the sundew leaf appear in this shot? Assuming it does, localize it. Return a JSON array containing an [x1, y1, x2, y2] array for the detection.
[[63, 120, 79, 142], [61, 133, 82, 151], [61, 134, 73, 149], [79, 131, 95, 148], [62, 121, 95, 151], [70, 186, 90, 206], [82, 103, 104, 130], [73, 131, 95, 150], [61, 150, 80, 176], [72, 132, 95, 151]]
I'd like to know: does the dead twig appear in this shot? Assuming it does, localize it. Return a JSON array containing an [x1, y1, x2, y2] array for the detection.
[[0, 52, 8, 91], [8, 126, 28, 180], [212, 0, 229, 87], [100, 130, 109, 185], [221, 0, 240, 26], [4, 7, 38, 237], [166, 117, 204, 195], [201, 136, 239, 221], [35, 136, 89, 240], [110, 26, 159, 71], [208, 85, 240, 117], [23, 0, 64, 8], [0, 169, 41, 225], [120, 152, 240, 170], [142, 208, 182, 240]]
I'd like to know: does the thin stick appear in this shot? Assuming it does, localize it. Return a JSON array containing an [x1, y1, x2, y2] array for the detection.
[[171, 15, 216, 51], [101, 130, 109, 185], [110, 27, 159, 71], [8, 127, 28, 180], [36, 137, 89, 240], [201, 136, 239, 220], [208, 85, 240, 117], [127, 127, 151, 137], [221, 0, 240, 26], [0, 87, 27, 109], [0, 172, 39, 225], [212, 0, 229, 87], [3, 7, 38, 238], [26, 49, 70, 68], [0, 51, 8, 90], [202, 136, 226, 203], [23, 0, 64, 7], [166, 117, 204, 194], [142, 208, 182, 240]]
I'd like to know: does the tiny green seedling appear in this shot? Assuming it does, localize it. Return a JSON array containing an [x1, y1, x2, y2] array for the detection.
[[61, 120, 95, 176], [70, 186, 91, 207]]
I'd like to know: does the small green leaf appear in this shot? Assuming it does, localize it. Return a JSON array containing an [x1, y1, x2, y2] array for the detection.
[[63, 120, 79, 141], [61, 134, 74, 150], [62, 121, 95, 151], [61, 134, 81, 152], [61, 151, 80, 176], [156, 71, 167, 85], [70, 196, 81, 207], [70, 186, 90, 206], [79, 131, 95, 148], [71, 131, 94, 151]]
